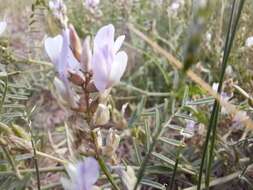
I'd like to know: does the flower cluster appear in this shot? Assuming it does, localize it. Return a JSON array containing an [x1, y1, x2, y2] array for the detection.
[[45, 22, 127, 122]]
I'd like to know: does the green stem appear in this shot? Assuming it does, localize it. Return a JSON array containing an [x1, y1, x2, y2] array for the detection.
[[26, 116, 41, 190], [2, 146, 22, 179], [169, 141, 184, 190], [197, 0, 245, 189], [0, 75, 8, 114]]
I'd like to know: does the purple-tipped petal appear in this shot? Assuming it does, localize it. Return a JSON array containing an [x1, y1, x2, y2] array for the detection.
[[44, 35, 63, 66], [109, 51, 128, 84], [113, 35, 125, 53], [94, 24, 115, 51]]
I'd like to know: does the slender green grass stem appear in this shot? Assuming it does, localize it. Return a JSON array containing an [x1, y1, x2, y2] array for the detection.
[[197, 101, 218, 190], [0, 76, 8, 114], [169, 142, 184, 190], [206, 1, 245, 188], [28, 121, 41, 190], [97, 157, 120, 190], [2, 146, 22, 179], [205, 106, 219, 188], [197, 1, 245, 189]]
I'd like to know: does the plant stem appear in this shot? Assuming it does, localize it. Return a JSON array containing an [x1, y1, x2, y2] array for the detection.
[[27, 119, 41, 190], [197, 0, 245, 189], [36, 151, 68, 164], [169, 141, 184, 190], [2, 146, 22, 179]]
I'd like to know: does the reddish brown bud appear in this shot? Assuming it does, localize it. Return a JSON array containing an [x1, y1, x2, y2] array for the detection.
[[90, 98, 99, 113], [69, 24, 82, 62], [86, 80, 98, 93], [81, 36, 92, 72], [68, 71, 85, 86]]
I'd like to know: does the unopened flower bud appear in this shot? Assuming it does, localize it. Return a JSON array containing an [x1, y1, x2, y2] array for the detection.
[[93, 128, 103, 149], [81, 36, 92, 72], [93, 104, 110, 125], [68, 71, 85, 86], [69, 24, 82, 62], [86, 80, 98, 93], [90, 98, 99, 113], [103, 129, 120, 157]]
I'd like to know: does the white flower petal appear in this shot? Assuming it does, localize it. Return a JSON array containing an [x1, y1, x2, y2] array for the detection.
[[94, 24, 115, 51], [212, 82, 219, 92], [246, 36, 253, 47], [44, 35, 63, 65], [92, 50, 109, 91], [49, 1, 55, 9], [0, 21, 6, 36], [82, 157, 100, 187], [59, 29, 81, 75], [109, 51, 128, 84], [113, 35, 125, 53]]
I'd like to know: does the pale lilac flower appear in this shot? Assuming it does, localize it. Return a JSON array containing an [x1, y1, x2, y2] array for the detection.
[[245, 36, 253, 47], [212, 82, 232, 114], [61, 157, 100, 190], [169, 0, 184, 12], [181, 119, 196, 138], [212, 82, 219, 92], [206, 32, 212, 42], [92, 24, 128, 92], [170, 2, 180, 11], [0, 21, 7, 36], [232, 111, 249, 129], [45, 28, 82, 108], [85, 0, 100, 10], [49, 0, 67, 26]]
